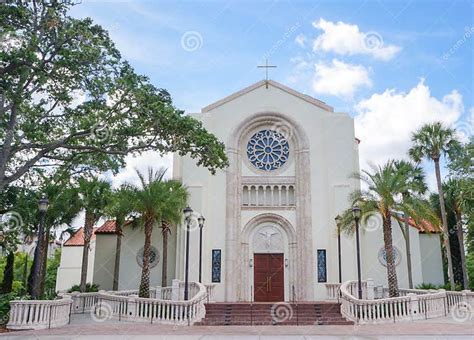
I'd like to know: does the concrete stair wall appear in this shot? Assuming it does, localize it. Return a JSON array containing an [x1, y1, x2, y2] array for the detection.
[[196, 302, 354, 326]]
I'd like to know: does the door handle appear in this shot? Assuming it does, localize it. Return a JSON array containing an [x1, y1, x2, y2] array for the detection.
[[269, 277, 271, 291]]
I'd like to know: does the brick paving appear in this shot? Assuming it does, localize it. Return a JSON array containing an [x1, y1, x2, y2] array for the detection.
[[0, 313, 473, 338]]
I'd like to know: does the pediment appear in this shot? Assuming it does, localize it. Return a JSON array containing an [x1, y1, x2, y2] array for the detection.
[[201, 80, 333, 113]]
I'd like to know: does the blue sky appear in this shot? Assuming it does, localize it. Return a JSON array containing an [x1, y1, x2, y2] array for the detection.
[[71, 0, 473, 189]]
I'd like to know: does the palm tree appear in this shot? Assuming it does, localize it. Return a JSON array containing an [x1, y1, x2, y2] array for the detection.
[[104, 187, 134, 291], [393, 160, 427, 289], [129, 168, 187, 298], [443, 178, 468, 289], [76, 178, 112, 292], [340, 161, 438, 297], [409, 122, 461, 289]]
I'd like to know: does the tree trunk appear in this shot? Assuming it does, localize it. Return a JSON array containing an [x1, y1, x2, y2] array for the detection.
[[80, 212, 95, 292], [161, 226, 168, 287], [139, 217, 153, 298], [1, 252, 14, 294], [383, 212, 399, 297], [402, 204, 414, 289], [38, 230, 50, 297], [434, 158, 456, 289], [27, 251, 36, 296], [112, 221, 123, 291], [454, 210, 468, 289]]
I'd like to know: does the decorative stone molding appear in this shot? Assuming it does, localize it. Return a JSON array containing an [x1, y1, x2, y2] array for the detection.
[[225, 111, 314, 301]]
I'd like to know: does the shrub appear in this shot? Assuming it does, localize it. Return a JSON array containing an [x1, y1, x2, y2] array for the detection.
[[67, 283, 99, 293], [416, 283, 438, 290]]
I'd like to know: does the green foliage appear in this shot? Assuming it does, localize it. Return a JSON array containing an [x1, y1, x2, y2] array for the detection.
[[467, 251, 474, 290], [415, 283, 438, 290], [44, 249, 61, 299], [67, 282, 99, 293], [127, 167, 188, 297], [409, 122, 461, 162], [0, 0, 228, 192], [0, 283, 29, 325]]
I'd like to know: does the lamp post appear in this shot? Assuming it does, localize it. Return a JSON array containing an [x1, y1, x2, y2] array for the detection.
[[352, 204, 362, 299], [31, 195, 49, 299], [335, 215, 342, 284], [198, 215, 205, 283], [183, 206, 193, 301]]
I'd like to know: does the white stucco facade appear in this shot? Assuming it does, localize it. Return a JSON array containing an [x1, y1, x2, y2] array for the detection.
[[173, 80, 361, 301], [55, 240, 95, 292], [56, 80, 444, 299]]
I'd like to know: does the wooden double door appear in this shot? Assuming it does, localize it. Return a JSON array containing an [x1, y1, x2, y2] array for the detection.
[[253, 253, 284, 302]]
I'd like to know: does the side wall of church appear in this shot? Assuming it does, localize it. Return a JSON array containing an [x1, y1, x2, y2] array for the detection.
[[55, 242, 95, 292], [93, 225, 177, 291]]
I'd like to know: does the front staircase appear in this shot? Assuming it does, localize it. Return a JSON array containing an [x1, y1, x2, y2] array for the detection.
[[196, 302, 353, 326]]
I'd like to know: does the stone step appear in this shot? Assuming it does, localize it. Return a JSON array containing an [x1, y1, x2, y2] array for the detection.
[[197, 302, 353, 326]]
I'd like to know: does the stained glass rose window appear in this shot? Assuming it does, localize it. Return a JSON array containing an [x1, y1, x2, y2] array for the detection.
[[247, 129, 289, 171]]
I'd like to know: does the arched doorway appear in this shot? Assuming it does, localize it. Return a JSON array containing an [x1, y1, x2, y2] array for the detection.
[[241, 213, 297, 302], [251, 224, 287, 302]]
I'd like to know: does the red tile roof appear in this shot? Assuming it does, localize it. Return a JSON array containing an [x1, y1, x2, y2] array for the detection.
[[94, 220, 118, 234], [94, 220, 133, 234], [94, 220, 169, 235], [64, 227, 96, 246], [402, 217, 441, 233]]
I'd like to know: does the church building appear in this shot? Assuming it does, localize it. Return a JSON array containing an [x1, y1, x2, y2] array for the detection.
[[56, 80, 444, 300]]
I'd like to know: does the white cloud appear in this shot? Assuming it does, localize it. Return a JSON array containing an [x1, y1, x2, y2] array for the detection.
[[355, 79, 463, 169], [312, 18, 401, 61], [295, 34, 306, 47], [312, 59, 372, 97], [452, 107, 474, 143], [108, 151, 173, 188]]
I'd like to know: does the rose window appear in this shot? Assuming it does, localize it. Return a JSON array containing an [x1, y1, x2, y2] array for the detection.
[[247, 129, 289, 171]]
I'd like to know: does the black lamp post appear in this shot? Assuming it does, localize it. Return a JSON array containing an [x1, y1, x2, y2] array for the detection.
[[198, 215, 205, 283], [352, 204, 362, 299], [183, 206, 193, 301], [31, 195, 49, 299], [335, 215, 342, 284]]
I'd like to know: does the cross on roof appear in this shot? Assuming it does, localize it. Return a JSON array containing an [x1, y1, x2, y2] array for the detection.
[[257, 59, 277, 88]]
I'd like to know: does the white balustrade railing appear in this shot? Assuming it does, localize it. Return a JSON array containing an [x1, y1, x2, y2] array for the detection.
[[325, 283, 341, 300], [93, 281, 207, 325], [338, 280, 474, 324], [7, 296, 73, 330]]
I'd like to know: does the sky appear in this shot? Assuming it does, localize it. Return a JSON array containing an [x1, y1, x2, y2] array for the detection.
[[70, 0, 473, 190]]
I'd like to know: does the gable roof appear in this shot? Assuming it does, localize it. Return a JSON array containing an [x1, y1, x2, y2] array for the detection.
[[202, 80, 334, 113], [64, 227, 96, 246], [95, 220, 132, 234], [402, 217, 441, 233]]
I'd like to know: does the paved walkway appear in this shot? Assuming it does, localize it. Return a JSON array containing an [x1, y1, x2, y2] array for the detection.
[[1, 313, 472, 339]]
